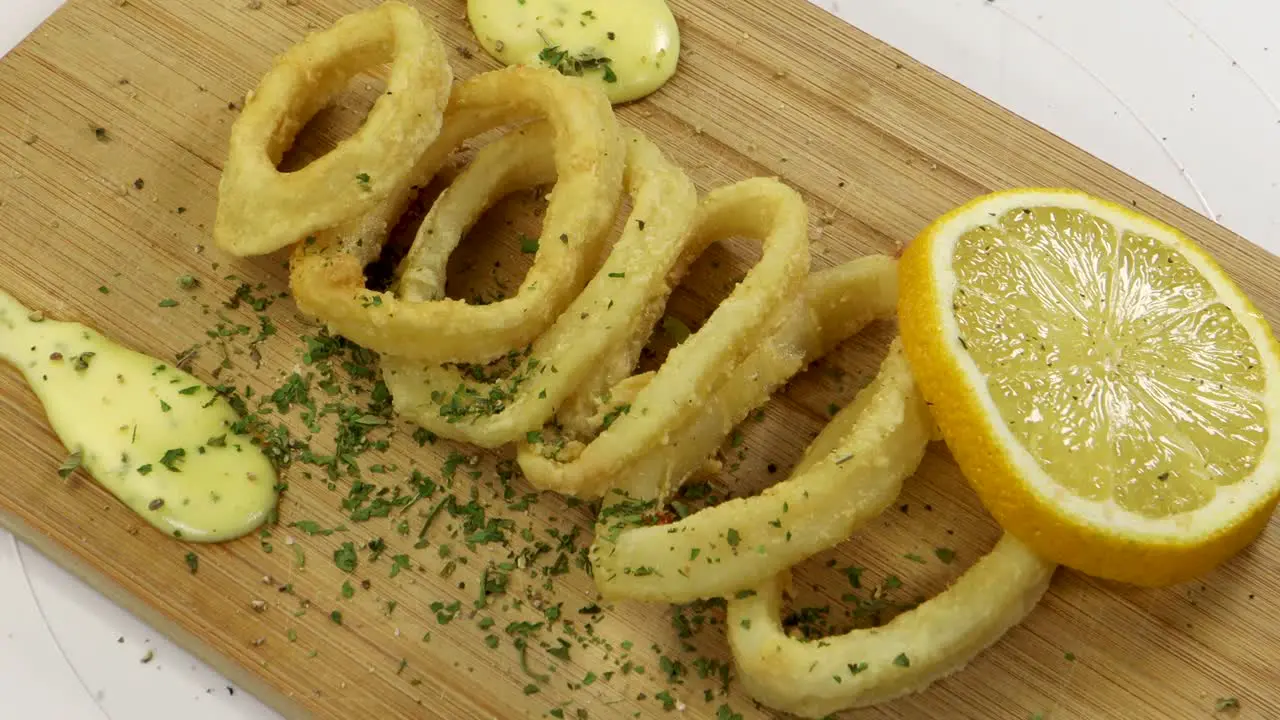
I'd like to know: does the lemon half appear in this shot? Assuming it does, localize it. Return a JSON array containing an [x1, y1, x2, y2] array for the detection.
[[899, 188, 1280, 586]]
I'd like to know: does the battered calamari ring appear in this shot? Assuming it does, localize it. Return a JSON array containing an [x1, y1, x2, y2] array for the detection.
[[289, 66, 624, 363], [585, 258, 901, 509], [593, 336, 930, 604], [515, 178, 811, 498], [727, 535, 1055, 718], [215, 2, 452, 256], [381, 127, 698, 447]]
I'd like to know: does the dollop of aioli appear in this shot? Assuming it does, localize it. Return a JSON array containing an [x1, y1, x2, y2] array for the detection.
[[467, 0, 680, 104], [0, 291, 277, 542]]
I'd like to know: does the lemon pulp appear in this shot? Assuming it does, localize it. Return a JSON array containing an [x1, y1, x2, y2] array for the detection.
[[951, 205, 1268, 519]]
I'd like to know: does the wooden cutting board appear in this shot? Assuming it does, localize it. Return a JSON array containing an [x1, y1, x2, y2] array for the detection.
[[2, 1, 1278, 718]]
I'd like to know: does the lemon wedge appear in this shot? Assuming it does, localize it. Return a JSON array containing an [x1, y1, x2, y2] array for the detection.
[[899, 188, 1280, 586]]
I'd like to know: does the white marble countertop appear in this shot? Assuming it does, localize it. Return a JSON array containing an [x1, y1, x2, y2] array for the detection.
[[2, 1, 1278, 718]]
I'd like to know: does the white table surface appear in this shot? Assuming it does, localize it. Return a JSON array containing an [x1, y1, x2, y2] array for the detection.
[[2, 1, 1279, 718]]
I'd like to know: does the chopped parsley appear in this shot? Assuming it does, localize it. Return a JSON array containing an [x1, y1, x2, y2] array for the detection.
[[158, 448, 186, 472], [333, 542, 358, 573], [389, 554, 411, 578], [57, 451, 82, 479], [289, 520, 338, 536], [537, 44, 617, 83], [662, 315, 692, 344]]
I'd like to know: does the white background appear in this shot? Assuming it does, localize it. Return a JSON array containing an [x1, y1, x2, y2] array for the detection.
[[3, 1, 1279, 718]]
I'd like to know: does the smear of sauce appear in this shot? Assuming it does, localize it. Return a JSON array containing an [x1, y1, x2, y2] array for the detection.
[[0, 291, 277, 542], [467, 0, 680, 104]]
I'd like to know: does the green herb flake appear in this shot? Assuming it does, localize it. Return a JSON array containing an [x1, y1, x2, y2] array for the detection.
[[184, 551, 198, 574], [334, 542, 358, 573], [289, 520, 336, 536], [844, 566, 864, 589], [158, 448, 186, 472], [57, 451, 83, 479], [1215, 697, 1240, 711], [716, 705, 743, 720], [662, 316, 692, 344], [547, 639, 572, 662], [389, 554, 412, 578]]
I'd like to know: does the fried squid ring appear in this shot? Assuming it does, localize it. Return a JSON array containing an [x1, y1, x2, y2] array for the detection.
[[590, 258, 900, 508], [215, 2, 452, 256], [381, 127, 698, 447], [289, 66, 625, 363], [515, 178, 811, 498], [727, 535, 1055, 718], [593, 335, 929, 604]]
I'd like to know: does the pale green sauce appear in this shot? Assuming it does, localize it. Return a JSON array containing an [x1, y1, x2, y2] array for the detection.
[[0, 291, 277, 542], [468, 0, 680, 104]]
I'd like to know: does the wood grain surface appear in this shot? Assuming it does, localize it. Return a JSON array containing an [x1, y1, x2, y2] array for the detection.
[[1, 1, 1279, 718]]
